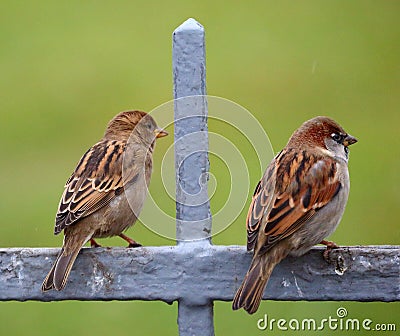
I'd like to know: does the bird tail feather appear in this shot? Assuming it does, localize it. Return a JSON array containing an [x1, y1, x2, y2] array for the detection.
[[232, 256, 274, 314], [42, 233, 91, 291], [42, 247, 82, 291], [233, 246, 288, 314]]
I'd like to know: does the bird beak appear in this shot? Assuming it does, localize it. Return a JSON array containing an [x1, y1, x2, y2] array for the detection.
[[343, 134, 357, 146], [154, 128, 168, 138]]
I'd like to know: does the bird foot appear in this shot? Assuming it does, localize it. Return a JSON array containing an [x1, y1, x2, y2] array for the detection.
[[90, 238, 102, 248], [119, 233, 142, 248], [127, 242, 142, 248], [320, 240, 339, 261]]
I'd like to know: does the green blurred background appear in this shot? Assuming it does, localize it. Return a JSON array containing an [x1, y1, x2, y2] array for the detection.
[[0, 1, 399, 335]]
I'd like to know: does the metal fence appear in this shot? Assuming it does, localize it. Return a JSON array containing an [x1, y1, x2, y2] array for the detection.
[[0, 18, 399, 336]]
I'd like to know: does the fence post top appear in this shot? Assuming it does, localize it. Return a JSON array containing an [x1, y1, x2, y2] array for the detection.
[[173, 18, 204, 34]]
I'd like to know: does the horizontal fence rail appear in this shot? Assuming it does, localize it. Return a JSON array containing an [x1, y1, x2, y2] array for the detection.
[[1, 246, 399, 302]]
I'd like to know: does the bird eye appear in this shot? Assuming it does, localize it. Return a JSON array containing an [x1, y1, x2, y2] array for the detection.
[[331, 133, 342, 143]]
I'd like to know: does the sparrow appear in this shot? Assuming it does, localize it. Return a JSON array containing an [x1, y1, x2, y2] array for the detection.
[[42, 110, 168, 291], [232, 116, 357, 314]]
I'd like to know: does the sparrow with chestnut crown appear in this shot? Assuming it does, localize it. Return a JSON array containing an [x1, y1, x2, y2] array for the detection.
[[232, 116, 357, 314]]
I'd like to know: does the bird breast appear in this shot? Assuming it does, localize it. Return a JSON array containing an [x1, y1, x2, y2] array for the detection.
[[91, 173, 149, 238]]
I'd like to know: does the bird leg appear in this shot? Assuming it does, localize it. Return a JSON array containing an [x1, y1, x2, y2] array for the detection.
[[320, 240, 339, 260], [119, 233, 142, 248], [90, 238, 102, 248]]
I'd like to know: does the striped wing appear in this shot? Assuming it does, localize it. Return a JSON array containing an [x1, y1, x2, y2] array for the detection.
[[246, 161, 275, 251], [54, 140, 139, 234], [246, 149, 341, 253]]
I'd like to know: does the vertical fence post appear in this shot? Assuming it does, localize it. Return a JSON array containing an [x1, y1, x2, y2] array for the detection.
[[173, 18, 214, 335]]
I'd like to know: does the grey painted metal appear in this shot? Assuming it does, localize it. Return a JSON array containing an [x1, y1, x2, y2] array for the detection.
[[1, 246, 399, 302], [173, 17, 213, 335], [173, 18, 211, 242], [178, 300, 214, 336]]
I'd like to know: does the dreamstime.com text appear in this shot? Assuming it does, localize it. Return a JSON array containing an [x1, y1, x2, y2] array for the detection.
[[257, 307, 396, 332]]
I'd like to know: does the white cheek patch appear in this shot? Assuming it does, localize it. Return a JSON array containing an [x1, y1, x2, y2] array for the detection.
[[318, 147, 335, 157], [323, 138, 348, 163]]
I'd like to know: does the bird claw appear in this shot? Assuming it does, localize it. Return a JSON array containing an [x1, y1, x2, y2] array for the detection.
[[127, 242, 142, 248], [321, 240, 339, 261], [119, 233, 142, 248]]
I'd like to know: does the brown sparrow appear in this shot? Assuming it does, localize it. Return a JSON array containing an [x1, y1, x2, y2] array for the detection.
[[42, 110, 168, 291], [232, 116, 357, 314]]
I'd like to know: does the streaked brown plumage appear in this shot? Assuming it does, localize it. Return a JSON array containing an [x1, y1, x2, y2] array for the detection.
[[42, 110, 167, 291], [232, 116, 357, 314]]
